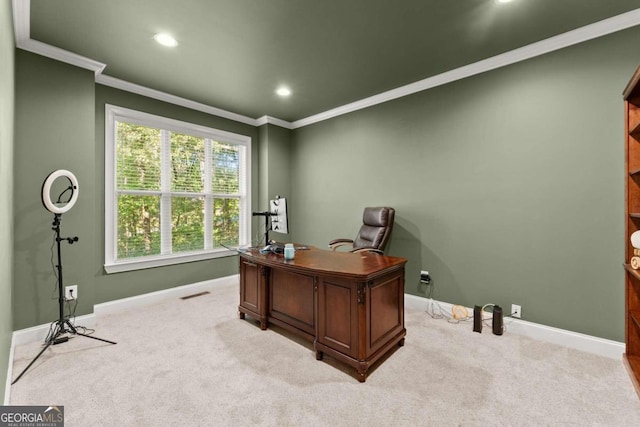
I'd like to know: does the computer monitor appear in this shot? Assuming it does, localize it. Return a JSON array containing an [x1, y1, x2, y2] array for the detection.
[[269, 197, 288, 235]]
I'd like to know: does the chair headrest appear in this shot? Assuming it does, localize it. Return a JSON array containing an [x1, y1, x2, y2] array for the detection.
[[363, 207, 394, 227]]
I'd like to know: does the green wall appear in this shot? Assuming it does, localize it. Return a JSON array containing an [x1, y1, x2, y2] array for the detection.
[[12, 53, 259, 330], [258, 125, 269, 212], [0, 0, 15, 403], [14, 51, 96, 330], [290, 26, 640, 342], [257, 124, 292, 243]]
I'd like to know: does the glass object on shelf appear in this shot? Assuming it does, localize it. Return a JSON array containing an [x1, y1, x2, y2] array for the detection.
[[631, 231, 640, 269]]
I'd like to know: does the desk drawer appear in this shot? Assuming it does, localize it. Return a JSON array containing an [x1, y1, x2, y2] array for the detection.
[[269, 268, 315, 336]]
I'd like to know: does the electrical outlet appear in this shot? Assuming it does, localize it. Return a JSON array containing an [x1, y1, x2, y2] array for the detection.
[[511, 304, 521, 318], [420, 270, 431, 284], [65, 285, 78, 300]]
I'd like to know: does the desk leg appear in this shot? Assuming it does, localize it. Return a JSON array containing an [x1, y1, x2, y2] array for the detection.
[[357, 362, 368, 383], [260, 319, 268, 330], [398, 338, 405, 347], [239, 311, 245, 319], [315, 350, 323, 361]]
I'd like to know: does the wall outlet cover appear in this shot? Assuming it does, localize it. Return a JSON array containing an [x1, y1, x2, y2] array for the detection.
[[65, 285, 78, 300]]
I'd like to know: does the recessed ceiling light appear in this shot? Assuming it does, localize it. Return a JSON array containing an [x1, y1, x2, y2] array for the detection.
[[276, 86, 292, 97], [153, 33, 178, 47], [496, 0, 513, 3]]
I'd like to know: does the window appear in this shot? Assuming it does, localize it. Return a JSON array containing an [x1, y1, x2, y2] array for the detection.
[[105, 105, 251, 273]]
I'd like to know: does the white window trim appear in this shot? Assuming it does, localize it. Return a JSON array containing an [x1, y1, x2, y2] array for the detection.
[[104, 104, 252, 273]]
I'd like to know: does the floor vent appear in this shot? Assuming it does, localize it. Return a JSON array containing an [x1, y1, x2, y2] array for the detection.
[[180, 291, 210, 300]]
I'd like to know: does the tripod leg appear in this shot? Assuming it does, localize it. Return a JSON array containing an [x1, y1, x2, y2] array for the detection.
[[66, 320, 116, 345], [74, 332, 117, 345], [11, 340, 54, 385]]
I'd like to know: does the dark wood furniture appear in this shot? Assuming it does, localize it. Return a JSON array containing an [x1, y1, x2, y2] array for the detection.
[[238, 246, 407, 382], [624, 64, 640, 398]]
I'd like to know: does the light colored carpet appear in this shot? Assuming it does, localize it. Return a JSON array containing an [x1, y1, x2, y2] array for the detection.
[[8, 280, 640, 426]]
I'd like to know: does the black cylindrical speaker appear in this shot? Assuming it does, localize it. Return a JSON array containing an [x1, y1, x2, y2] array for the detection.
[[492, 305, 503, 335], [473, 305, 482, 333]]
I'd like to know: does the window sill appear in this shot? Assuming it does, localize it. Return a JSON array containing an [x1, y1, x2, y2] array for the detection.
[[104, 249, 237, 274]]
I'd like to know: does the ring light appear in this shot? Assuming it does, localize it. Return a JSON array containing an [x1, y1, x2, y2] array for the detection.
[[12, 169, 115, 385], [41, 169, 79, 214]]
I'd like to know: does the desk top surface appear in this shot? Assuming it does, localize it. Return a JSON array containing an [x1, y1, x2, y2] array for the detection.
[[239, 246, 406, 279]]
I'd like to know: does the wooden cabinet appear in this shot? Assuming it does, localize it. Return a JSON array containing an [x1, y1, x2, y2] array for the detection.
[[237, 247, 406, 382], [315, 269, 406, 381], [624, 65, 640, 397], [238, 258, 267, 329]]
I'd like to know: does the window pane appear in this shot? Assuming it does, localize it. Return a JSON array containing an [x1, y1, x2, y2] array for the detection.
[[107, 105, 250, 269], [172, 197, 204, 252], [212, 142, 240, 194], [213, 198, 239, 247], [116, 122, 161, 191], [117, 194, 161, 259], [171, 132, 204, 193]]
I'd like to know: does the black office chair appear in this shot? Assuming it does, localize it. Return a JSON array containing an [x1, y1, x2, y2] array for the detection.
[[329, 207, 395, 254]]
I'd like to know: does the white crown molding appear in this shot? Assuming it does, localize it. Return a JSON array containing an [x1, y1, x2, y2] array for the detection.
[[21, 38, 106, 75], [291, 8, 640, 129], [255, 115, 294, 129], [12, 1, 640, 129], [12, 0, 106, 75], [12, 0, 29, 44], [96, 74, 259, 126]]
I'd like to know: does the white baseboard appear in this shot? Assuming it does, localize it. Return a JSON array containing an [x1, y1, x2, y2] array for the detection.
[[4, 335, 14, 405], [94, 274, 239, 316], [5, 312, 95, 404], [10, 276, 622, 360], [5, 275, 240, 403], [11, 313, 97, 349], [10, 275, 239, 348], [404, 294, 625, 360], [6, 275, 623, 404]]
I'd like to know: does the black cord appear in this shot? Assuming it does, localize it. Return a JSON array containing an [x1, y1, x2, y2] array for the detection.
[[426, 280, 435, 299], [255, 218, 267, 247], [64, 297, 78, 322], [55, 185, 74, 204], [43, 321, 57, 344], [75, 326, 95, 335], [50, 231, 59, 300]]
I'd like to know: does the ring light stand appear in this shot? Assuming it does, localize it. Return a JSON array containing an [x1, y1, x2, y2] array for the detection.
[[12, 170, 116, 384]]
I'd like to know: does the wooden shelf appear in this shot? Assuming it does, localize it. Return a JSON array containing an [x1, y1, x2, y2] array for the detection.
[[631, 120, 640, 139], [624, 65, 640, 398], [624, 66, 640, 99], [625, 263, 640, 281]]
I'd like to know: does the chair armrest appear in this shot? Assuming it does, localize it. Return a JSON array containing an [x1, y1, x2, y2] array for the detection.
[[351, 247, 384, 255], [329, 239, 354, 251]]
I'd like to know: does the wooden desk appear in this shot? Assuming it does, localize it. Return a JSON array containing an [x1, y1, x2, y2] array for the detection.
[[238, 246, 407, 382]]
